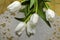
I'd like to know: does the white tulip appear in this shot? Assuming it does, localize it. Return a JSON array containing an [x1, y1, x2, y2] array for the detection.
[[27, 21, 36, 36], [7, 1, 21, 13], [15, 22, 26, 35], [30, 13, 39, 25], [46, 9, 55, 21]]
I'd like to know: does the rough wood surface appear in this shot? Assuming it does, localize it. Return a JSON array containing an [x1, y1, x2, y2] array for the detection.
[[0, 0, 22, 14]]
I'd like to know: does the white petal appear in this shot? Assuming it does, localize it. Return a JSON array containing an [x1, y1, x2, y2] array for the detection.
[[27, 21, 36, 35], [30, 13, 39, 25], [16, 25, 25, 35], [27, 21, 32, 35], [43, 8, 46, 12], [15, 22, 26, 32], [46, 9, 55, 21], [7, 1, 21, 13]]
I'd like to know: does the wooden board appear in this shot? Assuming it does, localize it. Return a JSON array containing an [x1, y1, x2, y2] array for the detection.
[[0, 0, 22, 14], [48, 0, 60, 16]]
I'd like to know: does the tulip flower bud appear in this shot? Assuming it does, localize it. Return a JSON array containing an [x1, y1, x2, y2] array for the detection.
[[43, 8, 46, 12], [46, 9, 55, 21], [27, 21, 36, 36], [7, 1, 21, 13], [15, 22, 26, 35], [30, 13, 39, 25]]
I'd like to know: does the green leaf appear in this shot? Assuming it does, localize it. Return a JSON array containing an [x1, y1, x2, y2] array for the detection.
[[20, 5, 34, 17], [38, 9, 51, 27], [38, 2, 51, 27], [19, 5, 28, 16], [15, 17, 25, 22], [30, 0, 35, 8]]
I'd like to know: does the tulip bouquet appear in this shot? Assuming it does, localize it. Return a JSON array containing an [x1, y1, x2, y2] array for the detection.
[[7, 0, 55, 37]]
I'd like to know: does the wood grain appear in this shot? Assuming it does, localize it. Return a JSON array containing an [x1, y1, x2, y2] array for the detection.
[[0, 0, 22, 14]]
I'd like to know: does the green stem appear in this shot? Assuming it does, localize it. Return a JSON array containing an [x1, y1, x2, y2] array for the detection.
[[35, 0, 38, 13], [21, 0, 26, 3], [44, 2, 49, 9], [24, 14, 32, 23], [44, 2, 50, 9], [24, 4, 32, 23]]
